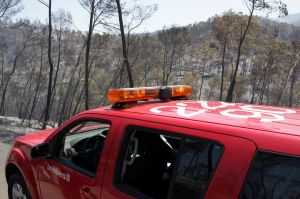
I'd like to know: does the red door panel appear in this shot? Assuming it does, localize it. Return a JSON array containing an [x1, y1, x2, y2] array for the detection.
[[38, 159, 99, 199], [101, 118, 256, 199], [37, 114, 121, 199]]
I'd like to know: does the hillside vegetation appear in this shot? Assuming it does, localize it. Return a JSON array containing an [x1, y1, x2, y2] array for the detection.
[[0, 0, 300, 127]]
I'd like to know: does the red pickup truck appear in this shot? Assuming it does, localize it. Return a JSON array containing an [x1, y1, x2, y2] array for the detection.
[[5, 85, 300, 199]]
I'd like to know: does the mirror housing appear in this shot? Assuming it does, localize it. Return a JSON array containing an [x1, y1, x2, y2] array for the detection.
[[31, 143, 51, 159]]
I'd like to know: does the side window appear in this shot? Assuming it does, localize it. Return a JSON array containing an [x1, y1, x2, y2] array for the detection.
[[58, 121, 110, 175], [171, 140, 223, 199], [116, 128, 223, 199], [240, 151, 300, 199]]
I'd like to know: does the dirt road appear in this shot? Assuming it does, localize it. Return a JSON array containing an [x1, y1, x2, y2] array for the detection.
[[0, 142, 10, 199]]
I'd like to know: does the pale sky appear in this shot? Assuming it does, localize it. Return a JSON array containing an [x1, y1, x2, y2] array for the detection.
[[15, 0, 300, 33]]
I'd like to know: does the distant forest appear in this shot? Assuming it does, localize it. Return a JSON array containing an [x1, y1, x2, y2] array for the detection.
[[0, 0, 299, 128]]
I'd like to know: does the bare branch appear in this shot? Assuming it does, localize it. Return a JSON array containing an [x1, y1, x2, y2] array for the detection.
[[0, 0, 24, 21], [38, 0, 49, 8]]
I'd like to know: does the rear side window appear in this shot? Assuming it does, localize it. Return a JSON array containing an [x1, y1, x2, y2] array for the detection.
[[115, 128, 223, 199], [171, 140, 223, 199], [240, 151, 300, 199]]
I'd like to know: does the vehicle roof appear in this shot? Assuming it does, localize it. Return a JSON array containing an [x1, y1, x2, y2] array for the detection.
[[86, 100, 300, 137]]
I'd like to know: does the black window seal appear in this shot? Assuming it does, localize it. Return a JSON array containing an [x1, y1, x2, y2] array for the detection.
[[238, 149, 300, 199], [50, 117, 112, 179], [166, 138, 184, 199], [113, 124, 224, 199]]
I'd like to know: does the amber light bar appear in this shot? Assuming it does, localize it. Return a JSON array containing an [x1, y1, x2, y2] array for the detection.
[[108, 85, 192, 103], [108, 87, 159, 103], [170, 85, 192, 97]]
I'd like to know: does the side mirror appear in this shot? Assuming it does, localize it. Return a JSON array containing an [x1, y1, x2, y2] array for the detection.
[[31, 143, 51, 159]]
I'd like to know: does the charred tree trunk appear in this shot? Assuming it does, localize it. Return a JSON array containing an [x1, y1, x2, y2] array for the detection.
[[116, 0, 134, 88], [55, 63, 67, 124], [28, 43, 44, 122], [21, 63, 37, 123], [288, 70, 296, 107], [49, 29, 62, 112], [198, 59, 207, 100], [0, 40, 28, 115], [58, 44, 86, 125], [84, 0, 95, 110], [278, 52, 300, 106], [219, 39, 227, 101], [42, 0, 54, 129], [225, 2, 254, 102]]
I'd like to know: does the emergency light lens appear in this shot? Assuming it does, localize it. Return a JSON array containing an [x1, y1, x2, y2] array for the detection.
[[108, 87, 159, 103], [108, 85, 192, 103], [171, 85, 192, 97]]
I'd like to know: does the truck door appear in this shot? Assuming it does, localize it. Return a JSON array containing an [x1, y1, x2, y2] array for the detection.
[[36, 115, 120, 199], [100, 118, 256, 199]]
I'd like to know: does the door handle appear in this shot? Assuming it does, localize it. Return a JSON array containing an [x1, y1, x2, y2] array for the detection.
[[80, 187, 97, 199]]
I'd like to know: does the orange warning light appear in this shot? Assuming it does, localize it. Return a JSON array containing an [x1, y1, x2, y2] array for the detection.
[[170, 85, 192, 98], [108, 87, 159, 103], [108, 85, 192, 103]]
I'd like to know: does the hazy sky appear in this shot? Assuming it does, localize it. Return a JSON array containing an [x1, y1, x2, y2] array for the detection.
[[15, 0, 300, 33]]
